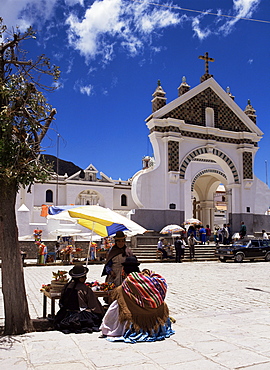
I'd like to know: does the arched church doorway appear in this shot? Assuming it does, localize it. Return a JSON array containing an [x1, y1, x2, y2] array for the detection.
[[192, 173, 230, 229], [181, 146, 238, 229]]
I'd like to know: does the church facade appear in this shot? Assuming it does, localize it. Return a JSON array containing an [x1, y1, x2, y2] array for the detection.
[[130, 54, 270, 234], [16, 54, 270, 239], [16, 164, 137, 240]]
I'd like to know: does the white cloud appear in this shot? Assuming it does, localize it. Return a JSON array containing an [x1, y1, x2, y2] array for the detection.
[[218, 0, 260, 35], [75, 82, 93, 96], [80, 85, 93, 96], [0, 0, 59, 30], [0, 0, 261, 63], [191, 0, 260, 39], [191, 15, 211, 40], [65, 0, 181, 62], [65, 0, 84, 6], [248, 58, 253, 64]]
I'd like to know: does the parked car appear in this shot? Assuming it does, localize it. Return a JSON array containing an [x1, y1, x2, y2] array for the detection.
[[215, 239, 270, 263]]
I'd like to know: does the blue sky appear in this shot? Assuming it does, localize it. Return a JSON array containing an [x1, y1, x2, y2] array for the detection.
[[1, 0, 270, 182]]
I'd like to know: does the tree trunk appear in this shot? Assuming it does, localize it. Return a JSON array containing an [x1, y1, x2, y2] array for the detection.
[[0, 179, 33, 334]]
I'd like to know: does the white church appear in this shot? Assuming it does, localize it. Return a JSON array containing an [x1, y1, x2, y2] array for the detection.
[[16, 53, 270, 239]]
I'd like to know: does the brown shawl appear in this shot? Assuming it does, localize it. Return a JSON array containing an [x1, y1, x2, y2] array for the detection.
[[101, 244, 132, 276]]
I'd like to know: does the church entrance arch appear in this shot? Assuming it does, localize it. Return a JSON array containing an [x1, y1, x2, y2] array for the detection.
[[192, 170, 228, 229], [180, 147, 239, 228]]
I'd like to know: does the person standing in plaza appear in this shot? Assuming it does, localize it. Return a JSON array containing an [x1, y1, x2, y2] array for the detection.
[[262, 230, 269, 239], [199, 225, 206, 245], [174, 236, 182, 263], [205, 225, 211, 244], [174, 235, 185, 262], [214, 227, 219, 246], [221, 224, 229, 245], [239, 221, 247, 239], [187, 225, 195, 237], [187, 233, 198, 259], [227, 223, 232, 244], [101, 231, 133, 287]]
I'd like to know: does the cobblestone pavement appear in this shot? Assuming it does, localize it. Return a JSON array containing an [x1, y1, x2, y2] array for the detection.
[[1, 261, 270, 369]]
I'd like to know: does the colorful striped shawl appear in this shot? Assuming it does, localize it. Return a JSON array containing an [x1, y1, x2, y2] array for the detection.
[[122, 272, 167, 309]]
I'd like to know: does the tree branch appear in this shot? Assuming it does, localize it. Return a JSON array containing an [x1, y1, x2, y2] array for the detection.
[[38, 108, 57, 142]]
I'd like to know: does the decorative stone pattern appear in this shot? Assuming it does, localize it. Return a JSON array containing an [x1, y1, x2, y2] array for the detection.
[[179, 147, 239, 184], [180, 147, 207, 179], [152, 97, 166, 112], [213, 148, 239, 183], [243, 152, 253, 179], [152, 84, 167, 113], [193, 158, 216, 163], [149, 126, 256, 146], [161, 87, 252, 133], [168, 141, 179, 172], [191, 169, 227, 191]]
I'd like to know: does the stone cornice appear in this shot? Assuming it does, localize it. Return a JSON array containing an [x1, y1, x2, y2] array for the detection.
[[149, 124, 258, 146]]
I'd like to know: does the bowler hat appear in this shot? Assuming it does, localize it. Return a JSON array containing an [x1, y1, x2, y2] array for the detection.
[[122, 255, 140, 266], [114, 231, 126, 240], [69, 265, 89, 278]]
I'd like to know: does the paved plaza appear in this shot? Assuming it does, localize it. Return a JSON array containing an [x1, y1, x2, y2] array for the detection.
[[1, 260, 270, 369]]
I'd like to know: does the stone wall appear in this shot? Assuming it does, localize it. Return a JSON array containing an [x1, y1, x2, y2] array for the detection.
[[230, 213, 270, 236], [131, 209, 184, 232]]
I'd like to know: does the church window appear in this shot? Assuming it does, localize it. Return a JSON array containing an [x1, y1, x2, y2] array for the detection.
[[121, 194, 127, 206], [205, 107, 214, 127], [46, 189, 53, 203]]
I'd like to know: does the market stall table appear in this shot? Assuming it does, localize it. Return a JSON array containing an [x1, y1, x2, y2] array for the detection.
[[42, 289, 112, 318], [96, 250, 107, 261]]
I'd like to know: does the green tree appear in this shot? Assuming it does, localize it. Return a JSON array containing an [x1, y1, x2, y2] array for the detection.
[[0, 19, 60, 335]]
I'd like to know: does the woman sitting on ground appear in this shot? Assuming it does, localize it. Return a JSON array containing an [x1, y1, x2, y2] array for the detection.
[[100, 256, 174, 343], [54, 265, 104, 334]]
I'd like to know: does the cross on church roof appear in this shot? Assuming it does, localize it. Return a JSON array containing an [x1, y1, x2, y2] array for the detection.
[[198, 52, 215, 82]]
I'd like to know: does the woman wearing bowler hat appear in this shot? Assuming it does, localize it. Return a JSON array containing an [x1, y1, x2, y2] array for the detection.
[[101, 231, 133, 287], [54, 264, 104, 334]]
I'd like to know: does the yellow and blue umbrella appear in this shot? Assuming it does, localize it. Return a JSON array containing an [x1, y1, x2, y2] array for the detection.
[[48, 205, 146, 237], [48, 205, 147, 266]]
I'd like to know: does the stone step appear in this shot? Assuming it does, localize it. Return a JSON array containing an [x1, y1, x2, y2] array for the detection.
[[132, 247, 218, 262], [134, 248, 216, 253], [132, 235, 219, 261]]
